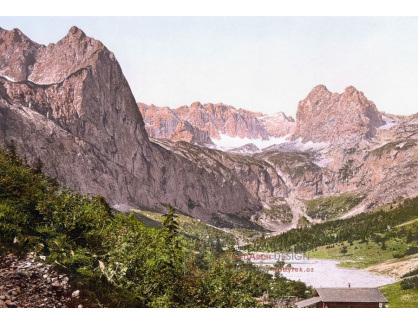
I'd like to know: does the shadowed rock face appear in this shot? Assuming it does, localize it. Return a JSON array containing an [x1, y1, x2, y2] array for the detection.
[[0, 26, 263, 228], [292, 85, 384, 144]]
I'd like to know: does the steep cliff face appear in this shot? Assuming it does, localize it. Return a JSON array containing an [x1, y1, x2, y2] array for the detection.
[[0, 26, 263, 228], [2, 28, 149, 171], [292, 85, 384, 144], [153, 139, 292, 230]]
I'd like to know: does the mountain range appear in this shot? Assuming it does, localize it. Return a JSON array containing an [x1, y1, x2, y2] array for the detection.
[[1, 26, 417, 232]]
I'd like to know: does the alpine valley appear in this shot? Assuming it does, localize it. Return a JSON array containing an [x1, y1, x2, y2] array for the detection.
[[1, 26, 417, 234]]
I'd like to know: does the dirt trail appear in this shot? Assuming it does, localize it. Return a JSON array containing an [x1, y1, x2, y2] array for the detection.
[[366, 255, 418, 278], [340, 204, 367, 219]]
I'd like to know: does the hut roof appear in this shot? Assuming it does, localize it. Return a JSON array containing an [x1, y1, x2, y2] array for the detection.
[[316, 288, 388, 303], [295, 297, 322, 308]]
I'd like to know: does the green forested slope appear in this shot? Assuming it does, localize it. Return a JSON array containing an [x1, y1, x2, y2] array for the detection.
[[248, 198, 418, 253], [0, 143, 310, 307]]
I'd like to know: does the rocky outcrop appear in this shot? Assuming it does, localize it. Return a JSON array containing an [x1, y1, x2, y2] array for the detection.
[[169, 120, 214, 146], [0, 253, 76, 308], [292, 85, 384, 144], [257, 151, 334, 198], [175, 102, 270, 140], [138, 103, 214, 146], [138, 103, 180, 139], [0, 26, 263, 228], [139, 101, 296, 147], [256, 112, 295, 138], [0, 28, 42, 82]]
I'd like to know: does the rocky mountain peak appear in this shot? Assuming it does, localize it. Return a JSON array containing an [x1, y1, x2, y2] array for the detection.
[[67, 26, 87, 39], [2, 26, 149, 162], [7, 28, 28, 42], [311, 84, 329, 93], [344, 85, 359, 93], [0, 27, 39, 48], [0, 25, 115, 85], [341, 85, 375, 109], [28, 26, 113, 85], [304, 84, 332, 103], [190, 101, 204, 110], [0, 27, 42, 82], [292, 85, 385, 144]]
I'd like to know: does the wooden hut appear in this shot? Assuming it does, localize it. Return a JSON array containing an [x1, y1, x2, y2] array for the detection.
[[295, 288, 388, 308]]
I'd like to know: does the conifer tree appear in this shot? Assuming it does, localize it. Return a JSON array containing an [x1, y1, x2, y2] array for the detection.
[[33, 157, 44, 174], [162, 203, 179, 235]]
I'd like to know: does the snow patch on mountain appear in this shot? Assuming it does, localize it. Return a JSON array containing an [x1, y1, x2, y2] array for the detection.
[[279, 137, 330, 152], [379, 115, 398, 130], [314, 158, 334, 168], [0, 71, 16, 82], [212, 134, 288, 151]]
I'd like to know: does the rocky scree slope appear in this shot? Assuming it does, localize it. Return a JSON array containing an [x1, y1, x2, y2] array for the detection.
[[0, 253, 79, 308]]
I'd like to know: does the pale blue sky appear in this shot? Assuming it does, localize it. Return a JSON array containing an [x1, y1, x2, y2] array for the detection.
[[1, 17, 418, 116]]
